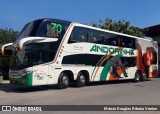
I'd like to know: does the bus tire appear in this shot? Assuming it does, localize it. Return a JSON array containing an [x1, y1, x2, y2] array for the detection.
[[76, 72, 86, 87], [58, 73, 69, 89], [133, 71, 141, 82], [140, 71, 148, 81]]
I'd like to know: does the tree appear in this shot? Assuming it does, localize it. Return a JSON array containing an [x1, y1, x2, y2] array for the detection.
[[0, 28, 18, 44], [91, 18, 148, 38]]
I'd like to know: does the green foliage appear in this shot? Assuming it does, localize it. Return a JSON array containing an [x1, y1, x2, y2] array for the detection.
[[0, 28, 18, 44], [91, 18, 148, 38]]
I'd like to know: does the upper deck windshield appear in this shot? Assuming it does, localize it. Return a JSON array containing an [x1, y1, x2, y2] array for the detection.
[[14, 19, 70, 46], [11, 19, 70, 70]]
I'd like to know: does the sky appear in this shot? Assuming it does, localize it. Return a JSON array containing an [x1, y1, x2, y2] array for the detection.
[[0, 0, 160, 31]]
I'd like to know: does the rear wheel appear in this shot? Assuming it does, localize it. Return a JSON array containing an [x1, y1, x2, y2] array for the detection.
[[58, 73, 69, 89], [140, 71, 148, 81], [76, 72, 86, 87], [133, 71, 141, 82]]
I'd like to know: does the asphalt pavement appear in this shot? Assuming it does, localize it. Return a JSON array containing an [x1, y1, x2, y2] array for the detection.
[[0, 78, 160, 114]]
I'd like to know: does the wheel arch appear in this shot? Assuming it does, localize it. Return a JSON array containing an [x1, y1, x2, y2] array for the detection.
[[59, 70, 74, 82]]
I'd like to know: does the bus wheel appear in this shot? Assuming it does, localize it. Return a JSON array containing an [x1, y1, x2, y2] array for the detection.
[[58, 73, 69, 89], [76, 72, 86, 87], [133, 71, 141, 82], [140, 71, 148, 81]]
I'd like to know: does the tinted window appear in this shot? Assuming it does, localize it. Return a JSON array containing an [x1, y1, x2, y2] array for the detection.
[[153, 52, 157, 64], [14, 20, 70, 46], [68, 27, 88, 43], [11, 41, 61, 70], [107, 33, 119, 46], [119, 36, 136, 48], [62, 54, 136, 67], [121, 57, 136, 67], [62, 54, 108, 66], [37, 21, 69, 39], [90, 30, 107, 44], [30, 41, 60, 65]]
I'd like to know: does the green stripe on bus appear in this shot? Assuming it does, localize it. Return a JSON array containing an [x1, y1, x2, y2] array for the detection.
[[90, 53, 108, 80], [100, 61, 111, 81], [26, 73, 32, 86]]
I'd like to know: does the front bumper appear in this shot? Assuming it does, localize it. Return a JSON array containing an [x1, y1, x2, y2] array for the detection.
[[9, 73, 32, 86]]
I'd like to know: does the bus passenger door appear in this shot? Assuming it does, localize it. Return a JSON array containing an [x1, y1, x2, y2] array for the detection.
[[48, 65, 55, 84]]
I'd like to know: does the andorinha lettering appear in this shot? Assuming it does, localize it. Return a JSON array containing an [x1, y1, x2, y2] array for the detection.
[[90, 45, 135, 55]]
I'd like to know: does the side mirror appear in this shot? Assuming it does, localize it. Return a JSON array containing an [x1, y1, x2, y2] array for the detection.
[[18, 37, 58, 52], [18, 37, 46, 51], [1, 43, 13, 55]]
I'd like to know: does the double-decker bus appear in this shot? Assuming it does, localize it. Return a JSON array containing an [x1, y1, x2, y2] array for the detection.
[[2, 18, 158, 89]]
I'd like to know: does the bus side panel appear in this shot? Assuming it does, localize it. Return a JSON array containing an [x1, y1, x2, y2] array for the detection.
[[32, 65, 48, 86], [48, 65, 55, 84], [100, 66, 137, 81], [136, 39, 158, 77], [52, 66, 77, 85]]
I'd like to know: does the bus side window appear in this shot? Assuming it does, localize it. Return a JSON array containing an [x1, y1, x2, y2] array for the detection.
[[90, 30, 98, 43], [97, 32, 107, 45], [121, 57, 136, 67], [68, 27, 88, 43], [107, 33, 118, 46], [130, 38, 136, 49], [89, 30, 107, 45], [120, 36, 136, 49]]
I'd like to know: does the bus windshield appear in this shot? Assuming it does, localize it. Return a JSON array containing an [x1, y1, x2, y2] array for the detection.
[[14, 19, 70, 46], [11, 19, 70, 70], [11, 41, 60, 70]]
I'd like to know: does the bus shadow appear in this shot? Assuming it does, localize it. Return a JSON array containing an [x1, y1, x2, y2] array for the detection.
[[70, 79, 151, 88], [0, 83, 60, 93], [0, 79, 152, 93], [89, 80, 132, 86], [69, 79, 134, 88]]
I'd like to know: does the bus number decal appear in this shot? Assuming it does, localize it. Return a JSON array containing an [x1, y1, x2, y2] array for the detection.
[[51, 23, 62, 33], [35, 73, 45, 80]]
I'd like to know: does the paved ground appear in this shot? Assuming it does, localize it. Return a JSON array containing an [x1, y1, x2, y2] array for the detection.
[[0, 78, 160, 114]]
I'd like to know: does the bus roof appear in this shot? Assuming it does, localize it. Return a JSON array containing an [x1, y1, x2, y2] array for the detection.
[[28, 18, 156, 43], [29, 18, 72, 25]]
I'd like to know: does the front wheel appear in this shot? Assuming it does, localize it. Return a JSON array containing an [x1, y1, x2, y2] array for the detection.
[[76, 72, 86, 87], [58, 73, 69, 89]]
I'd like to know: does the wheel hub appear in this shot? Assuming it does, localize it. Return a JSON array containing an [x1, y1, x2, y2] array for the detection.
[[62, 76, 69, 85], [143, 72, 147, 80], [80, 75, 85, 84], [136, 74, 140, 81]]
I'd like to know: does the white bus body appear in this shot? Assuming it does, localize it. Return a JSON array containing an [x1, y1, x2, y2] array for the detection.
[[6, 18, 158, 88]]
